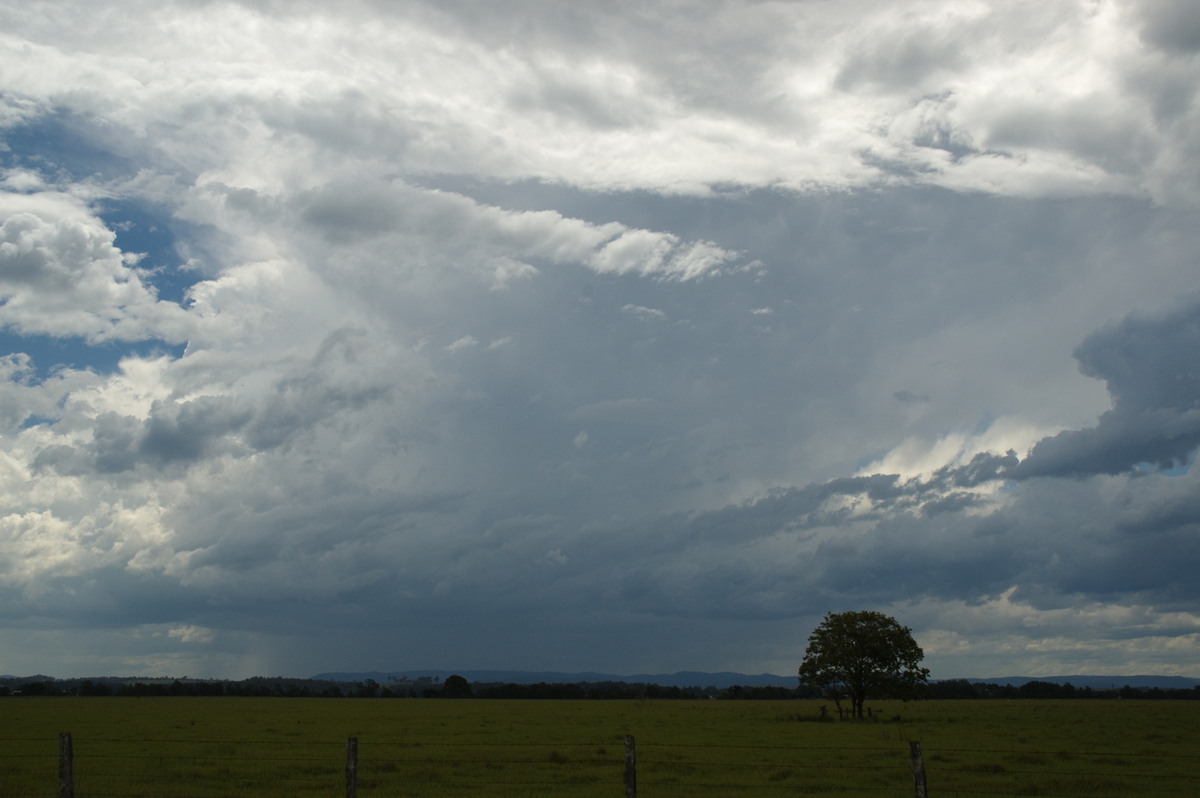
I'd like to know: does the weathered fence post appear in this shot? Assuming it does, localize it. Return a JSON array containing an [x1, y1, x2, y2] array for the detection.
[[58, 732, 74, 798], [909, 740, 927, 798], [624, 734, 637, 798], [346, 736, 358, 798]]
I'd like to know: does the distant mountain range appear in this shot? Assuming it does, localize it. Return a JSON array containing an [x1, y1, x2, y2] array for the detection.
[[312, 670, 798, 688], [963, 675, 1200, 690], [4, 670, 1196, 691], [312, 670, 1200, 690]]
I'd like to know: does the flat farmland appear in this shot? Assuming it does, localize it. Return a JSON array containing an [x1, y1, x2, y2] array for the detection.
[[2, 698, 1197, 796]]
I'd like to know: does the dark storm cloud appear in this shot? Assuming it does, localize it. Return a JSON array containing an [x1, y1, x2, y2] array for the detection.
[[601, 450, 1200, 629], [1137, 0, 1200, 55], [932, 451, 1020, 489], [32, 398, 248, 475], [998, 473, 1200, 606], [1017, 298, 1200, 479], [574, 472, 1025, 622], [589, 288, 1200, 622]]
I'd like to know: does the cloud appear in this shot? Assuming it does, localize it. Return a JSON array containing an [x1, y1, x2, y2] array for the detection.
[[445, 336, 478, 353], [0, 191, 192, 344], [557, 293, 1200, 647], [910, 590, 1200, 677], [893, 390, 931, 406], [1016, 298, 1200, 478], [1135, 0, 1200, 55], [2, 0, 1197, 203], [215, 177, 739, 286], [0, 0, 1199, 681], [619, 304, 666, 320], [168, 624, 215, 644]]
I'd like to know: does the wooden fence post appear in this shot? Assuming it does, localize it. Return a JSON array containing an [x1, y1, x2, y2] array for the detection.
[[909, 740, 927, 798], [624, 734, 636, 798], [346, 736, 358, 798], [58, 732, 74, 798]]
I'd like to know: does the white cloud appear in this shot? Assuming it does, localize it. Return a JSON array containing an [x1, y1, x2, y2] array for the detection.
[[445, 335, 478, 352], [620, 304, 666, 320], [168, 624, 216, 644], [858, 418, 1050, 483], [1, 1, 1195, 203], [0, 168, 47, 192], [0, 191, 192, 344], [907, 590, 1200, 677]]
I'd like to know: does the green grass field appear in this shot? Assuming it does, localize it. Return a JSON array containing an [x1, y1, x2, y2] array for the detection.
[[2, 698, 1197, 796]]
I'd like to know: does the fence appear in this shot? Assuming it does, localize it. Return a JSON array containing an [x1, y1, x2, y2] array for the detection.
[[5, 732, 1198, 796]]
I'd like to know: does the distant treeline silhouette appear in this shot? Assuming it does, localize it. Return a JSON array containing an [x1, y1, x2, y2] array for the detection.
[[4, 675, 1198, 700], [0, 675, 798, 700], [925, 678, 1200, 700]]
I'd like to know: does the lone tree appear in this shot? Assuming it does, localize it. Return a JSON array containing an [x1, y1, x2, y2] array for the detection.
[[441, 674, 472, 698], [798, 610, 929, 719]]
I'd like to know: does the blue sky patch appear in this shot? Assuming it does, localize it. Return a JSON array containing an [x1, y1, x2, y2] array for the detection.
[[0, 329, 186, 380], [2, 109, 138, 184], [98, 198, 199, 306]]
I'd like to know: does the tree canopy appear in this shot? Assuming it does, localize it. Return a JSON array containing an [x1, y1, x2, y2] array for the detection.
[[441, 674, 472, 698], [798, 610, 929, 718]]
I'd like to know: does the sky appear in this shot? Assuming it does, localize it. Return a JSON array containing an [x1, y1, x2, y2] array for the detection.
[[1, 0, 1198, 681]]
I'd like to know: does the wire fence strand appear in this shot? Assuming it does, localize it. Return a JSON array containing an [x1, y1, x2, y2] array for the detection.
[[4, 732, 1198, 797]]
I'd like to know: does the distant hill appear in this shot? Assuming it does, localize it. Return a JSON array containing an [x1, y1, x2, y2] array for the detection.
[[6, 670, 1196, 692], [963, 675, 1200, 690], [313, 670, 1200, 691], [311, 670, 798, 689]]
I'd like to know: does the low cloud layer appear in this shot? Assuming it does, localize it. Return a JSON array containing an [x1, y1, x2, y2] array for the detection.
[[1, 0, 1198, 679]]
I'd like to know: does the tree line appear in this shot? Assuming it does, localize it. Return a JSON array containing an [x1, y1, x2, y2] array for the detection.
[[4, 674, 1198, 700], [4, 611, 1192, 702], [926, 679, 1200, 700], [0, 675, 803, 700]]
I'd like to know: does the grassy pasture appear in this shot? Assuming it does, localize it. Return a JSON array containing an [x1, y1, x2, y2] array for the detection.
[[1, 698, 1197, 796]]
